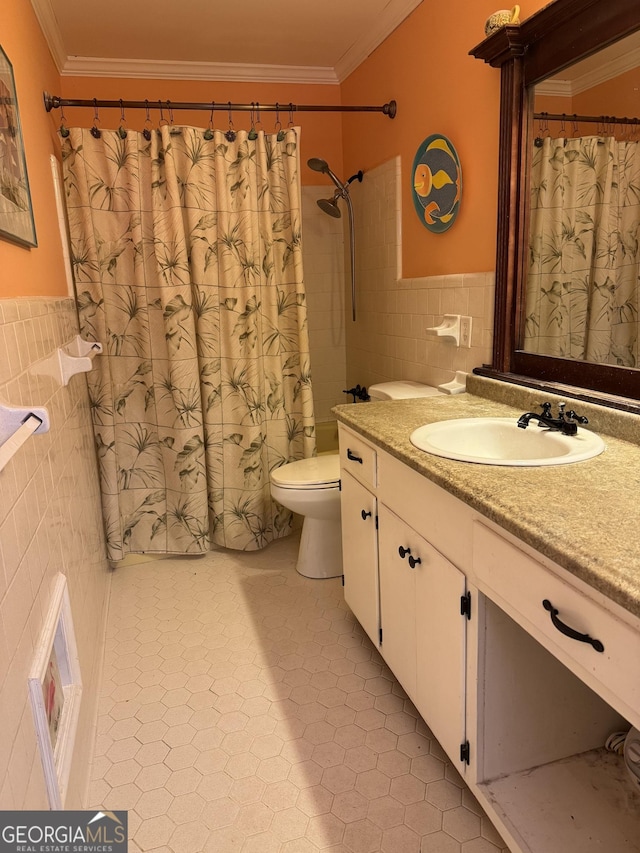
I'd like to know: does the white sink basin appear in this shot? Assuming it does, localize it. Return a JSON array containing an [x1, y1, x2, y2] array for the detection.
[[409, 417, 605, 466]]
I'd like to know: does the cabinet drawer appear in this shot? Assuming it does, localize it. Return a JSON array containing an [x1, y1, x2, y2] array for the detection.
[[473, 522, 640, 723], [377, 449, 473, 569], [338, 426, 377, 489]]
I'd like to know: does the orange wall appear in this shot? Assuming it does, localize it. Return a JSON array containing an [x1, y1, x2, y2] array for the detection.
[[341, 0, 549, 279], [4, 0, 556, 297], [575, 66, 640, 123], [2, 0, 67, 297]]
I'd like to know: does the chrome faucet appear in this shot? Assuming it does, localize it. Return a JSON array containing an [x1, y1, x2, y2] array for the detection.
[[517, 402, 588, 436]]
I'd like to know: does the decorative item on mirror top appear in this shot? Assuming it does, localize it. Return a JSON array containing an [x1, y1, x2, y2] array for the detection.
[[484, 5, 520, 36]]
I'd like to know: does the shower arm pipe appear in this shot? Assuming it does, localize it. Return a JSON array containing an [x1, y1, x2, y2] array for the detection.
[[43, 93, 397, 119], [345, 190, 357, 323]]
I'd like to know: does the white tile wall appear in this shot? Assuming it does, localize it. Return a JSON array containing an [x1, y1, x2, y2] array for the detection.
[[346, 158, 495, 393], [301, 188, 347, 423], [0, 297, 110, 809]]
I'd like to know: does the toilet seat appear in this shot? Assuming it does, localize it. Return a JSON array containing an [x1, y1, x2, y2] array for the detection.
[[271, 455, 340, 490]]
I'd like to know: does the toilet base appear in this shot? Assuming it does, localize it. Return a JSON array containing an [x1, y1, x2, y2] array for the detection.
[[296, 516, 343, 579]]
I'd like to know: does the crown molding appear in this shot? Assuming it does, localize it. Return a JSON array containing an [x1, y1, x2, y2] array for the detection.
[[30, 0, 67, 72], [536, 45, 640, 97], [535, 78, 572, 97], [334, 0, 422, 81], [60, 56, 339, 84], [568, 44, 640, 95], [32, 0, 421, 85]]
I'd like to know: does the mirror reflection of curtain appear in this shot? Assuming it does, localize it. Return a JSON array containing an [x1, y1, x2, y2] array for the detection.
[[525, 135, 640, 367], [62, 126, 315, 561]]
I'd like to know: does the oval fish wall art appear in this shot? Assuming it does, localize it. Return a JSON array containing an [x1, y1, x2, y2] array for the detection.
[[411, 134, 462, 233]]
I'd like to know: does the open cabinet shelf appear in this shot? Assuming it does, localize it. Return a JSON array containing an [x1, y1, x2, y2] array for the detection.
[[476, 595, 640, 853], [480, 747, 640, 852]]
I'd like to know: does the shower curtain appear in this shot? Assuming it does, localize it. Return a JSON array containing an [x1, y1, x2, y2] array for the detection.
[[525, 135, 640, 366], [62, 125, 315, 561]]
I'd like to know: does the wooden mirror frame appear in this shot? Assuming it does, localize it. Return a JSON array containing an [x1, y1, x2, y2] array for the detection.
[[470, 0, 640, 409]]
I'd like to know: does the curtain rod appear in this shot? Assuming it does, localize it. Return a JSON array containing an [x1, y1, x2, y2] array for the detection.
[[43, 92, 397, 119], [534, 111, 639, 125]]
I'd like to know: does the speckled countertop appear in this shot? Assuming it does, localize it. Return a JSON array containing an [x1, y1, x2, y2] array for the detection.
[[333, 375, 640, 620]]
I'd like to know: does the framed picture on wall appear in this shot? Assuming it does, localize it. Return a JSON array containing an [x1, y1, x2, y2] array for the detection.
[[0, 43, 37, 247], [29, 573, 82, 809]]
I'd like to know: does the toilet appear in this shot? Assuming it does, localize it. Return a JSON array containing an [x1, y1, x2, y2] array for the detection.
[[270, 380, 445, 579], [271, 454, 342, 579]]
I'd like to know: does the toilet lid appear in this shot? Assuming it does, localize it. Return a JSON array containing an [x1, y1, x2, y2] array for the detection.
[[271, 454, 340, 488], [368, 380, 443, 400]]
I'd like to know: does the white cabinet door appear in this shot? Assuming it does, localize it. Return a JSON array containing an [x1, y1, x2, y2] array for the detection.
[[414, 536, 467, 767], [379, 503, 467, 765], [340, 471, 380, 647], [378, 504, 418, 699]]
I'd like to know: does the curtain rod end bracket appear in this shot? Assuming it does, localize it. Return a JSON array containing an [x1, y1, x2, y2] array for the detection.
[[385, 100, 397, 119], [43, 92, 59, 112]]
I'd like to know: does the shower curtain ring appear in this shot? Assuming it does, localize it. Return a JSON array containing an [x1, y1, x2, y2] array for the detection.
[[288, 103, 295, 127], [275, 103, 285, 141], [118, 99, 128, 139], [225, 101, 236, 142], [255, 101, 261, 127], [204, 101, 215, 140], [559, 113, 567, 146], [143, 99, 152, 140], [59, 103, 69, 138], [158, 100, 168, 127], [542, 112, 550, 137], [90, 98, 101, 138], [167, 100, 174, 125], [248, 102, 258, 140], [534, 113, 544, 147], [572, 114, 579, 138]]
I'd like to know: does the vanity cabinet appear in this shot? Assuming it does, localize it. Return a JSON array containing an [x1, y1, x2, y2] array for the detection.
[[338, 420, 640, 853], [339, 425, 468, 769]]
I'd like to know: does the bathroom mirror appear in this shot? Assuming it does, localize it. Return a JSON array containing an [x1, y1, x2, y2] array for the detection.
[[471, 0, 640, 406]]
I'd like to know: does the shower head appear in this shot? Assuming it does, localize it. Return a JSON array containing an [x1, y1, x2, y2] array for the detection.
[[317, 196, 342, 218], [308, 157, 330, 174], [307, 157, 346, 191]]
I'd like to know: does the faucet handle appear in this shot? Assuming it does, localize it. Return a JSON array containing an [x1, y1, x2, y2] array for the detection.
[[539, 402, 553, 417], [565, 410, 588, 425]]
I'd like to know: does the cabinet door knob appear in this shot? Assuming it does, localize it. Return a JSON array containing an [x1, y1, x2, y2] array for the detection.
[[347, 448, 363, 464], [361, 509, 372, 520], [398, 546, 411, 559], [408, 555, 422, 568], [542, 599, 604, 653]]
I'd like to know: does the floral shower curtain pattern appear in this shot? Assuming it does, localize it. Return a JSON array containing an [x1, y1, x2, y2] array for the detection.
[[62, 125, 315, 561], [525, 135, 640, 366]]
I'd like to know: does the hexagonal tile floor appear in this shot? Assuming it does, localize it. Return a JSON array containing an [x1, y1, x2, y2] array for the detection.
[[89, 533, 509, 853]]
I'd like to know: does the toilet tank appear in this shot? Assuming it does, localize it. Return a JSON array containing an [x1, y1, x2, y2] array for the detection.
[[368, 380, 444, 401]]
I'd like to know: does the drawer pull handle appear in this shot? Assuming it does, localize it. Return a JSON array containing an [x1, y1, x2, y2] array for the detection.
[[398, 546, 411, 559], [408, 555, 422, 568], [542, 599, 604, 653], [347, 448, 363, 464], [361, 509, 372, 520]]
